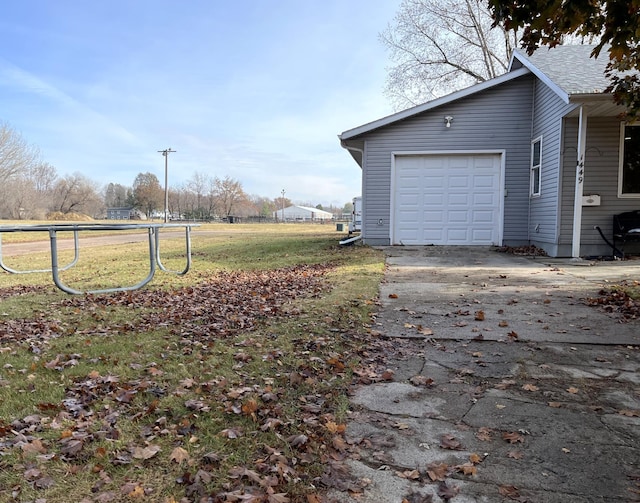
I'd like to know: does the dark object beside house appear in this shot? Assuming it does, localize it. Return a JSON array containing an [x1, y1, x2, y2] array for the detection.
[[613, 210, 640, 258]]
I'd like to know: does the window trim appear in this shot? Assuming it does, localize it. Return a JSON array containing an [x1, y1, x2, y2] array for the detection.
[[530, 136, 542, 197], [618, 122, 640, 198]]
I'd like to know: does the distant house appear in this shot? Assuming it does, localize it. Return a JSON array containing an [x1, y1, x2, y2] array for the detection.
[[106, 207, 147, 220], [339, 45, 640, 258], [273, 205, 333, 221]]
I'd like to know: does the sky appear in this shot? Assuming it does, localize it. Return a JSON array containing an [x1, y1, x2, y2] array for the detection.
[[0, 0, 402, 208]]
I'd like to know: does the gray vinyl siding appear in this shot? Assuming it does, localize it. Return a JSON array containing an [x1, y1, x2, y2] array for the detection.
[[357, 74, 535, 246], [558, 116, 639, 256], [529, 79, 576, 254]]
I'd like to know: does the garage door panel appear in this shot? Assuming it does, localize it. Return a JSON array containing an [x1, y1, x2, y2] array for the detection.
[[423, 228, 444, 241], [393, 154, 501, 245], [473, 193, 495, 206], [447, 193, 469, 205], [424, 175, 445, 188], [473, 175, 496, 187], [446, 229, 470, 242], [448, 211, 469, 224], [448, 176, 470, 188], [472, 210, 494, 223], [425, 194, 444, 205]]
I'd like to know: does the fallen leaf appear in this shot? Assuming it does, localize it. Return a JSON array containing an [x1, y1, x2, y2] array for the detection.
[[399, 469, 420, 480], [522, 383, 539, 392], [440, 434, 463, 450], [498, 320, 509, 327], [170, 446, 190, 464], [417, 326, 434, 336], [502, 432, 525, 444], [469, 453, 483, 464], [426, 462, 449, 481], [456, 462, 477, 476], [507, 450, 524, 460], [437, 481, 460, 500], [409, 375, 434, 387], [21, 439, 47, 454], [476, 427, 493, 441], [474, 310, 485, 321], [131, 444, 161, 460], [388, 293, 398, 299], [548, 402, 563, 408], [499, 485, 520, 498], [566, 387, 579, 394], [381, 369, 395, 380]]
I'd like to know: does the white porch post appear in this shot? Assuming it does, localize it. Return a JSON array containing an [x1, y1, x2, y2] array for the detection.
[[572, 106, 588, 258]]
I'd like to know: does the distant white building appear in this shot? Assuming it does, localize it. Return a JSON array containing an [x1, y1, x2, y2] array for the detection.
[[273, 205, 333, 221]]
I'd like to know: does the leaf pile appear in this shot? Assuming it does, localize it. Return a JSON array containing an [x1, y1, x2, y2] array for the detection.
[[1, 262, 392, 502], [586, 283, 640, 320], [495, 245, 547, 256], [0, 284, 49, 300]]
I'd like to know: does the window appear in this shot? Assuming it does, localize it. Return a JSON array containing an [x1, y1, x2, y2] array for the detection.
[[619, 124, 640, 197], [531, 137, 542, 197]]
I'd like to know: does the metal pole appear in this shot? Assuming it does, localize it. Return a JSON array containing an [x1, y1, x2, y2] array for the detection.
[[158, 148, 176, 223], [281, 189, 285, 223]]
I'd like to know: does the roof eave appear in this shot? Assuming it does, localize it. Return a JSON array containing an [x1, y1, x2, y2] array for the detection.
[[509, 51, 570, 104], [339, 67, 531, 141]]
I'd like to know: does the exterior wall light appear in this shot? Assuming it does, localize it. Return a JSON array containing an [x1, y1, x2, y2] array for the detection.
[[444, 116, 453, 128]]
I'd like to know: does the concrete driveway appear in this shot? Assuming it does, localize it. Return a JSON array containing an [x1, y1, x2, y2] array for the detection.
[[331, 246, 640, 503]]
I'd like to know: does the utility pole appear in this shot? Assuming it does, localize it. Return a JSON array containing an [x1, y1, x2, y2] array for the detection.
[[281, 189, 285, 223], [158, 148, 176, 223]]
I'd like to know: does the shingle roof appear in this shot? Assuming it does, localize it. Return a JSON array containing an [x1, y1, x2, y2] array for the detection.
[[514, 44, 611, 95]]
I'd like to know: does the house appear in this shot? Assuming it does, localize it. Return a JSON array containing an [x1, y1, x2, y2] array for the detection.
[[339, 45, 639, 258], [273, 205, 334, 221], [106, 207, 147, 220]]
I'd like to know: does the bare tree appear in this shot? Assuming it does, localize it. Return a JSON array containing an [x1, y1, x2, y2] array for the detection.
[[187, 171, 212, 220], [380, 0, 520, 109], [213, 176, 247, 218], [104, 182, 130, 208], [132, 172, 163, 218], [0, 122, 40, 182], [52, 173, 102, 216]]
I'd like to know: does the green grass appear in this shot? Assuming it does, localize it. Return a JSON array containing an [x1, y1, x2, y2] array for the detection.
[[0, 223, 384, 502]]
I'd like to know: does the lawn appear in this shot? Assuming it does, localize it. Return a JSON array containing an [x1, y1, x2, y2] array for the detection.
[[0, 223, 385, 503]]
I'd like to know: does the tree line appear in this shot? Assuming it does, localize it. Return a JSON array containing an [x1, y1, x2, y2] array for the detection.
[[0, 122, 350, 221]]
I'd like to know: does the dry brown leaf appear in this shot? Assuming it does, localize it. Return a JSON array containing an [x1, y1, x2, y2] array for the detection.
[[474, 310, 485, 321], [502, 432, 525, 444], [241, 398, 259, 415], [399, 469, 421, 480], [566, 387, 579, 394], [131, 444, 161, 460], [440, 434, 463, 450], [476, 427, 493, 441], [456, 462, 477, 476], [469, 453, 483, 464], [499, 485, 520, 498], [381, 369, 395, 381], [21, 439, 47, 454], [170, 446, 190, 464], [522, 383, 539, 392], [426, 462, 449, 481]]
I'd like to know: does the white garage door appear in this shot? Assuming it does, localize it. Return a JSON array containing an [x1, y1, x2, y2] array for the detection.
[[392, 154, 502, 245]]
